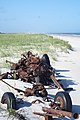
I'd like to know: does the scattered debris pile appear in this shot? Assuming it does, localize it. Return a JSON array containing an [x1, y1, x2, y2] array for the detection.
[[33, 91, 79, 120], [0, 51, 62, 89], [24, 83, 48, 98], [0, 51, 79, 120]]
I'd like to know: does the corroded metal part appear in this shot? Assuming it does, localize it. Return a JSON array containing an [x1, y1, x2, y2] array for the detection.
[[42, 107, 79, 119], [5, 51, 62, 89]]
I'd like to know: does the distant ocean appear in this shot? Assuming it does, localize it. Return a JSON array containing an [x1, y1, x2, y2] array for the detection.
[[48, 33, 80, 36]]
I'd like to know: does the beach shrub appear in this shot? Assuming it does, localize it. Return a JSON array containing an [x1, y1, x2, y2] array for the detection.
[[0, 33, 72, 67]]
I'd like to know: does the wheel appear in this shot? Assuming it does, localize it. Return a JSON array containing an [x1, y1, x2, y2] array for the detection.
[[1, 92, 16, 110], [54, 91, 72, 112], [41, 54, 50, 66]]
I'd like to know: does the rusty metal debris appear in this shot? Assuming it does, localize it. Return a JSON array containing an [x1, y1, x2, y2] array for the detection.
[[25, 83, 48, 97], [33, 107, 79, 120], [32, 99, 44, 104], [33, 109, 79, 120], [0, 51, 79, 119], [33, 91, 79, 120], [0, 51, 63, 99], [0, 78, 48, 98], [4, 51, 62, 88], [42, 107, 79, 119]]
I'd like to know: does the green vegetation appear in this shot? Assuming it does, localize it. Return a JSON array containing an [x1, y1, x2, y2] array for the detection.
[[0, 33, 72, 67], [7, 108, 26, 120]]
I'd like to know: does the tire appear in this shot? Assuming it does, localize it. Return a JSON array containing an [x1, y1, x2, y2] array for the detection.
[[42, 54, 50, 66], [1, 92, 16, 110], [54, 91, 72, 112]]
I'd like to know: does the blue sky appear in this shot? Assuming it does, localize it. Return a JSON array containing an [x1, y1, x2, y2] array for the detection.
[[0, 0, 80, 33]]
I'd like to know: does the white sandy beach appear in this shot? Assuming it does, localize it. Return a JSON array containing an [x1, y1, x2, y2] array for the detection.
[[0, 35, 80, 120], [53, 35, 80, 116]]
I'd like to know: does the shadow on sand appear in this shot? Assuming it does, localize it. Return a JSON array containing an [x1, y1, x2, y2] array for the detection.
[[56, 69, 70, 73], [59, 79, 77, 88], [72, 105, 80, 114], [16, 99, 32, 109], [53, 69, 80, 120], [56, 69, 77, 88], [15, 69, 79, 120]]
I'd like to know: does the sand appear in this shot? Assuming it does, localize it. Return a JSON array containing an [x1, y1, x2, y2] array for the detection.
[[0, 35, 80, 120], [52, 35, 80, 115]]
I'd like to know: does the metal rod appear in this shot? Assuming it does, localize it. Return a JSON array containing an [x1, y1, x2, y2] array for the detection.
[[50, 74, 62, 89], [42, 107, 79, 119], [0, 79, 25, 93]]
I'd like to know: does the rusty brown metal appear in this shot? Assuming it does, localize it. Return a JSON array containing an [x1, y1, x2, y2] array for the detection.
[[0, 78, 47, 98], [32, 99, 44, 104], [6, 60, 18, 70], [24, 83, 48, 97], [50, 74, 62, 89], [5, 51, 62, 89], [34, 111, 79, 120], [42, 107, 79, 119]]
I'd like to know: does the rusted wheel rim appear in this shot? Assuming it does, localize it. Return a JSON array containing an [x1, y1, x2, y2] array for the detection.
[[55, 96, 64, 109]]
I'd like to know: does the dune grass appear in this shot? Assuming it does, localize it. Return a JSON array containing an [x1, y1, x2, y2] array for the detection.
[[0, 33, 72, 68]]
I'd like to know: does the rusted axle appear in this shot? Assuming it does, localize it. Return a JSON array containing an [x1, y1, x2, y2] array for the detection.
[[42, 107, 79, 119], [34, 109, 79, 120], [50, 74, 62, 89], [6, 60, 18, 70], [6, 60, 16, 65]]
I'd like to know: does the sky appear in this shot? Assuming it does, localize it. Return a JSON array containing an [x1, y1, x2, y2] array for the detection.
[[0, 0, 80, 33]]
